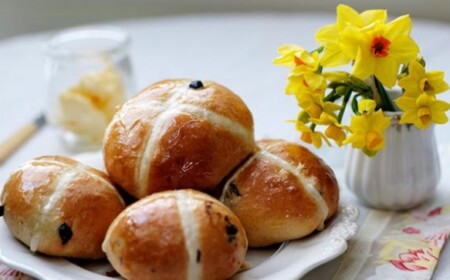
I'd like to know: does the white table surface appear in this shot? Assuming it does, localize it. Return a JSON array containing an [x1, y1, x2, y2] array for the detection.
[[0, 12, 450, 279]]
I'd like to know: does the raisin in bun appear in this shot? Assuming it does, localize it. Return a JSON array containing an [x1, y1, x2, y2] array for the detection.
[[103, 79, 255, 198], [103, 189, 247, 280], [0, 156, 125, 259], [221, 139, 339, 247]]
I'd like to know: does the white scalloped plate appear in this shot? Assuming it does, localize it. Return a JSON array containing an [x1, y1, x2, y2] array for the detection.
[[0, 152, 359, 280]]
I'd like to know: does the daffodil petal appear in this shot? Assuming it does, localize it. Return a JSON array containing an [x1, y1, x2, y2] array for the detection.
[[360, 9, 387, 26], [409, 60, 426, 78], [349, 115, 369, 132], [339, 26, 361, 59], [285, 75, 305, 95], [315, 24, 338, 45], [385, 15, 412, 39], [352, 47, 375, 81], [358, 99, 377, 114], [388, 36, 420, 63], [400, 110, 417, 124], [431, 99, 450, 112], [320, 47, 352, 67], [343, 133, 365, 148], [427, 71, 449, 94], [374, 58, 400, 88], [369, 110, 391, 131], [396, 96, 417, 111], [323, 71, 349, 83], [431, 112, 448, 124], [278, 44, 304, 53], [416, 93, 435, 107], [336, 4, 362, 30]]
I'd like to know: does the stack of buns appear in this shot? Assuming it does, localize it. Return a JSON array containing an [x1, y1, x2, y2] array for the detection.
[[0, 79, 339, 280]]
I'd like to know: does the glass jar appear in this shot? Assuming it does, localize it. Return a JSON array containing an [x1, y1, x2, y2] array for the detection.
[[44, 25, 135, 151]]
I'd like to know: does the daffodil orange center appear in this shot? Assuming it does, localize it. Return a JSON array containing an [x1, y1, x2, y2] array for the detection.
[[365, 131, 383, 150], [423, 80, 434, 93], [325, 125, 345, 143], [417, 107, 432, 125], [301, 132, 312, 144], [370, 36, 391, 58], [306, 103, 322, 119], [294, 56, 305, 66]]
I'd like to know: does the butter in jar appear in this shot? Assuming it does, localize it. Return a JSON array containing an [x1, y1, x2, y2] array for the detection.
[[58, 65, 125, 145], [45, 26, 134, 151]]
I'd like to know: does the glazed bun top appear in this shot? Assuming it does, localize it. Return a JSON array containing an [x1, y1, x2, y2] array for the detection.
[[1, 155, 125, 259], [223, 139, 339, 231], [103, 79, 255, 198], [102, 189, 248, 280], [256, 139, 339, 224]]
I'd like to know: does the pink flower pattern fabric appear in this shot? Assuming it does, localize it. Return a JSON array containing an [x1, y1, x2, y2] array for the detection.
[[362, 206, 450, 279], [0, 263, 32, 280]]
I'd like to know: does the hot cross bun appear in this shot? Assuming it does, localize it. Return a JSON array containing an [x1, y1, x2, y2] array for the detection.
[[1, 156, 125, 259], [221, 139, 339, 247]]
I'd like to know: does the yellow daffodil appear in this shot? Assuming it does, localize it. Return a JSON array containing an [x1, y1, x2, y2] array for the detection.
[[315, 4, 387, 67], [323, 71, 349, 83], [273, 45, 320, 75], [295, 121, 329, 148], [297, 92, 341, 119], [398, 60, 449, 97], [343, 100, 391, 156], [325, 125, 347, 146], [296, 110, 309, 123], [340, 15, 419, 87], [285, 72, 327, 96], [310, 112, 347, 145], [396, 93, 450, 129], [358, 99, 377, 114]]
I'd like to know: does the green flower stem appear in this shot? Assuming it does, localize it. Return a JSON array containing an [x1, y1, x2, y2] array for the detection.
[[315, 65, 323, 74], [349, 75, 371, 91], [323, 89, 346, 103], [351, 93, 363, 114], [310, 123, 317, 132], [374, 76, 396, 111], [328, 82, 347, 89], [324, 90, 337, 102], [337, 87, 353, 123], [310, 46, 324, 54], [328, 94, 342, 103]]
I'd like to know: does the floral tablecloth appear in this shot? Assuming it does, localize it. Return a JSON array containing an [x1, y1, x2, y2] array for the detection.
[[332, 205, 450, 280]]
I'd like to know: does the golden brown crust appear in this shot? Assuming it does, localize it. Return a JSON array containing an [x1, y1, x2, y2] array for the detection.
[[103, 79, 255, 198], [2, 160, 65, 248], [222, 139, 339, 247], [148, 113, 253, 194], [228, 158, 322, 247], [262, 139, 339, 219], [103, 100, 160, 197], [196, 197, 247, 280], [178, 80, 253, 129], [1, 156, 125, 259], [103, 190, 247, 280], [104, 195, 188, 280]]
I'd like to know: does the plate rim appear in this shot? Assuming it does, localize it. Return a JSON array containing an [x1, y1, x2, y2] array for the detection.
[[0, 204, 359, 280]]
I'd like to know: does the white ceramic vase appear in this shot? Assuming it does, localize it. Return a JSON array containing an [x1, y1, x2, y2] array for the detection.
[[345, 112, 441, 210]]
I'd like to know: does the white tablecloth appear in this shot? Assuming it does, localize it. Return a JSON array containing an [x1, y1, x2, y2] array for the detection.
[[0, 13, 450, 279]]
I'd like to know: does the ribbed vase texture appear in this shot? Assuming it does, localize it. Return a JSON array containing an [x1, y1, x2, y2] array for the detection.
[[345, 114, 440, 210]]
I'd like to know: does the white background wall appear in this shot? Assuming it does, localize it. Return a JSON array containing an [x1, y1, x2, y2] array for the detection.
[[0, 0, 449, 40]]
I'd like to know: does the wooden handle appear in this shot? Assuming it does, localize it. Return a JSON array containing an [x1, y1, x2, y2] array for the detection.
[[0, 123, 38, 164]]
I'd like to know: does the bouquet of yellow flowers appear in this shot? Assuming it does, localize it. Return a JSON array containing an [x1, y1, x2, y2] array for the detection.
[[274, 4, 449, 156]]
